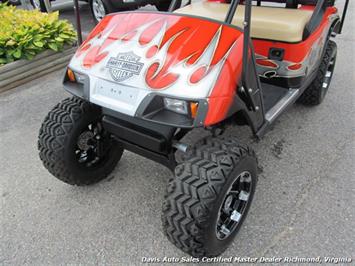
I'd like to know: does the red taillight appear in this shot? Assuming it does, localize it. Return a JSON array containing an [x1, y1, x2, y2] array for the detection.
[[288, 63, 303, 70], [256, 59, 278, 68]]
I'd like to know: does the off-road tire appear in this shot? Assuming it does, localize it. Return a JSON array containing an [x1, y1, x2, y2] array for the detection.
[[298, 40, 337, 105], [38, 97, 123, 186], [162, 136, 257, 257]]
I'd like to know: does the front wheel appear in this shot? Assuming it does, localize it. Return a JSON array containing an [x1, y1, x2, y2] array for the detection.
[[162, 136, 258, 257], [38, 97, 123, 186]]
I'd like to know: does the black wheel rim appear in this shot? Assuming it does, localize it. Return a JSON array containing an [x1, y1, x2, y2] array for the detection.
[[75, 122, 111, 168], [216, 171, 253, 240], [321, 52, 336, 98]]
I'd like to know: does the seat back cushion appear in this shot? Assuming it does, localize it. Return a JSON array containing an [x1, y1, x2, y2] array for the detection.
[[176, 2, 313, 42]]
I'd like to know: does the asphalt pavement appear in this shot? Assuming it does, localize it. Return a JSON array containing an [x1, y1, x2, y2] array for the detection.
[[1, 1, 354, 265], [58, 2, 98, 38]]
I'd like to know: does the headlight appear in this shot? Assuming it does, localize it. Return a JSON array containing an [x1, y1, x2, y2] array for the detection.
[[74, 72, 86, 84], [163, 98, 189, 115]]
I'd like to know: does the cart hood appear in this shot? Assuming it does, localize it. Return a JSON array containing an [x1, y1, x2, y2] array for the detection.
[[69, 12, 244, 100], [68, 12, 245, 126]]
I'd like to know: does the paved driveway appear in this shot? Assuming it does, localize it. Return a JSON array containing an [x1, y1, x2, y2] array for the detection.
[[1, 2, 354, 265]]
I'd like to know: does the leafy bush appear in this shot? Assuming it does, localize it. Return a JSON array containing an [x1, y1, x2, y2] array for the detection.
[[0, 3, 77, 65]]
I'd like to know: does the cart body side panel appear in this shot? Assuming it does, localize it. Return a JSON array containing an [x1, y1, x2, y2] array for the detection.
[[253, 7, 338, 87]]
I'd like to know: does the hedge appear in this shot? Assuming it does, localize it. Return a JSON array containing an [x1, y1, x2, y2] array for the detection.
[[0, 3, 77, 65]]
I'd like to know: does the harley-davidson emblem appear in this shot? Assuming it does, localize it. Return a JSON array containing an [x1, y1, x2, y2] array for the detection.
[[106, 52, 144, 82]]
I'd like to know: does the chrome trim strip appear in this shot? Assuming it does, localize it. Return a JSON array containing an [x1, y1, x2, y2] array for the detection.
[[265, 88, 299, 123]]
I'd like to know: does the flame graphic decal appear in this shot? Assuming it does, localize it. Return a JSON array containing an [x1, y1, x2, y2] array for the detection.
[[71, 14, 239, 92]]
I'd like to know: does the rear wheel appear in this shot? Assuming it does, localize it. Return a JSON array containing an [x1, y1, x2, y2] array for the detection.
[[298, 40, 337, 106], [162, 136, 257, 257], [38, 97, 123, 186]]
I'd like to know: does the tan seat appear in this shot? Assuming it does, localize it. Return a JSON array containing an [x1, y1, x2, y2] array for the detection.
[[175, 2, 313, 42]]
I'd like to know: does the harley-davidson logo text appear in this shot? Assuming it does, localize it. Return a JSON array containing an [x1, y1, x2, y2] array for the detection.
[[106, 52, 144, 82]]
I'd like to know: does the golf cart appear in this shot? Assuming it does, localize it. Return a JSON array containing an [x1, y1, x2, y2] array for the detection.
[[38, 0, 349, 257]]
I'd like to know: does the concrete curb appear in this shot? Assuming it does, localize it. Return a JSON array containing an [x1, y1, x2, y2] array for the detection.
[[0, 46, 77, 93]]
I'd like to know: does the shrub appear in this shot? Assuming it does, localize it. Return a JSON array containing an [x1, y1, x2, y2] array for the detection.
[[0, 3, 77, 65]]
